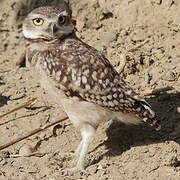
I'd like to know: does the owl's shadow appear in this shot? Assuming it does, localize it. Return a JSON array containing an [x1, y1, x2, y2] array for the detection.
[[90, 91, 180, 165]]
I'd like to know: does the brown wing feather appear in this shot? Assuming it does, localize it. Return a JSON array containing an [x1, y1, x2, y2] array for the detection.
[[37, 37, 160, 130]]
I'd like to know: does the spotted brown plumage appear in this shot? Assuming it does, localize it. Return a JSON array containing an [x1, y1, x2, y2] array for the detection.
[[23, 6, 161, 172], [29, 37, 159, 129]]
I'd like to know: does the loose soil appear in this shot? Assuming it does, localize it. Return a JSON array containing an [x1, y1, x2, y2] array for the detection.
[[0, 0, 180, 179]]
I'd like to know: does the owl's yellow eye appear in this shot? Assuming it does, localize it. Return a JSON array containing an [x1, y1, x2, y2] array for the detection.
[[33, 18, 44, 26], [58, 16, 66, 24]]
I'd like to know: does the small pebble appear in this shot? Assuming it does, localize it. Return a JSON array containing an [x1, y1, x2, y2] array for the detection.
[[164, 71, 176, 81], [19, 144, 33, 156]]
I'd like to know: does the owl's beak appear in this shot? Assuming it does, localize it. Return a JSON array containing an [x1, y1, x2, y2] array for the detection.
[[50, 23, 62, 37], [50, 23, 74, 39], [52, 24, 60, 36]]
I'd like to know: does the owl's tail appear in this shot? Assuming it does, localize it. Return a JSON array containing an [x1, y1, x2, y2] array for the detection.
[[140, 101, 161, 131], [134, 99, 161, 131]]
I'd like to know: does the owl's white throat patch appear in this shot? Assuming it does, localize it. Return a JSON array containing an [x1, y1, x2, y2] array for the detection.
[[23, 27, 34, 39], [22, 26, 45, 40]]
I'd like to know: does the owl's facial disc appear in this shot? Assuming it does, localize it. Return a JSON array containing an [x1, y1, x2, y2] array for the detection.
[[23, 7, 74, 42]]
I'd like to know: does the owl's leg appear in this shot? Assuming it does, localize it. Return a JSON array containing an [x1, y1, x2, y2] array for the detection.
[[74, 140, 83, 157], [69, 123, 96, 172], [60, 127, 90, 165], [76, 123, 95, 169]]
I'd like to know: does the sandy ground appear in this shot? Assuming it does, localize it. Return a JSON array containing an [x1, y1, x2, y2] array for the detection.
[[0, 0, 180, 179]]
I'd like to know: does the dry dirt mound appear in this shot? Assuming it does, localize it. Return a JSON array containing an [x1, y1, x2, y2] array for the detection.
[[0, 0, 180, 179]]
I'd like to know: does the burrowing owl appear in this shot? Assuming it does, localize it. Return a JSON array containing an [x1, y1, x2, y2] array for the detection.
[[23, 6, 160, 172]]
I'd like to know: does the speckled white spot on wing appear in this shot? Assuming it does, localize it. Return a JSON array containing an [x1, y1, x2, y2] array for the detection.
[[85, 84, 91, 90], [120, 99, 125, 103], [49, 53, 53, 58], [83, 69, 90, 76], [102, 96, 107, 101], [56, 61, 59, 66], [143, 111, 148, 116], [92, 71, 97, 81], [56, 71, 61, 81], [72, 68, 77, 74], [48, 63, 52, 69], [113, 100, 119, 105], [72, 74, 76, 81], [72, 69, 77, 81], [82, 76, 87, 84], [90, 94, 95, 99], [114, 78, 118, 83], [97, 100, 102, 105], [67, 67, 71, 73], [113, 93, 117, 98], [62, 76, 67, 83], [108, 101, 115, 107], [44, 61, 47, 69], [102, 84, 106, 88], [126, 90, 132, 95], [75, 77, 81, 87], [103, 101, 108, 106], [104, 68, 108, 74], [100, 72, 105, 78], [52, 61, 56, 67], [82, 65, 88, 70], [107, 94, 112, 100], [85, 93, 89, 97], [67, 54, 74, 61], [133, 95, 139, 99], [90, 58, 95, 64], [109, 83, 114, 87], [119, 93, 123, 98], [105, 79, 110, 85], [115, 107, 119, 110]]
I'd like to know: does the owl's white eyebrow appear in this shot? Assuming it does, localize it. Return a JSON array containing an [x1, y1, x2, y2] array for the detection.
[[29, 14, 44, 19], [59, 10, 68, 16]]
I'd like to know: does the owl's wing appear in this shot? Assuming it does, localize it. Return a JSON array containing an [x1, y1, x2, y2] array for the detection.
[[39, 39, 160, 130]]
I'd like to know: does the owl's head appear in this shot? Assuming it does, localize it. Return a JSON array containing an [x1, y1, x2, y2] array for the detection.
[[23, 6, 74, 41]]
